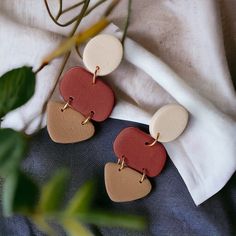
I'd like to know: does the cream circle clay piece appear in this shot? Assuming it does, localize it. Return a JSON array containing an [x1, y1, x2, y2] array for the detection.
[[149, 104, 189, 142], [83, 34, 123, 76]]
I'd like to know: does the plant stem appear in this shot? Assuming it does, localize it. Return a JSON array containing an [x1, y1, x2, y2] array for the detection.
[[85, 0, 107, 16], [55, 0, 63, 20], [56, 1, 85, 20], [44, 0, 87, 27], [47, 0, 90, 94], [36, 0, 90, 131], [34, 63, 48, 74], [75, 45, 82, 59], [44, 0, 63, 26], [121, 0, 132, 44], [69, 1, 90, 37], [45, 0, 109, 28], [33, 0, 121, 132], [104, 0, 120, 17], [36, 0, 89, 73]]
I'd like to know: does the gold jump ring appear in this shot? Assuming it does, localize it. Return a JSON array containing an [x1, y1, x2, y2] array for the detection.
[[81, 111, 94, 125], [118, 156, 125, 171], [92, 66, 100, 84], [146, 132, 160, 147], [61, 97, 73, 112], [139, 169, 146, 183]]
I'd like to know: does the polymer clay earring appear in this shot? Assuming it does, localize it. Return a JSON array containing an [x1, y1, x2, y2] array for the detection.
[[47, 34, 123, 143], [104, 104, 188, 202]]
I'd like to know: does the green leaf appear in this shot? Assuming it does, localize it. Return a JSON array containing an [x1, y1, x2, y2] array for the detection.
[[2, 170, 39, 216], [0, 129, 28, 177], [62, 219, 93, 236], [65, 180, 95, 215], [0, 66, 35, 117], [38, 169, 69, 213], [77, 211, 147, 230]]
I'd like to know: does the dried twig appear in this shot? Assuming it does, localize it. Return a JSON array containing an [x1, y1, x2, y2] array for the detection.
[[32, 0, 128, 132], [104, 0, 120, 17], [55, 0, 63, 20], [121, 0, 132, 44], [85, 0, 107, 16], [35, 0, 90, 131], [45, 0, 108, 27], [56, 0, 85, 20], [44, 0, 86, 27]]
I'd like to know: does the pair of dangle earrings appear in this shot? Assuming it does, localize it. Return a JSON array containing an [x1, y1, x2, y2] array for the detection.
[[105, 104, 189, 202], [46, 33, 189, 203], [47, 34, 123, 143]]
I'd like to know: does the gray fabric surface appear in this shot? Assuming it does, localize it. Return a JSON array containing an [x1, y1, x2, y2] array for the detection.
[[0, 118, 236, 236]]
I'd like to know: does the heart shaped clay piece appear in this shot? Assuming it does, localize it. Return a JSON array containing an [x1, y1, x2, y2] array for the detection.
[[113, 127, 167, 177], [47, 101, 95, 143], [104, 163, 152, 202]]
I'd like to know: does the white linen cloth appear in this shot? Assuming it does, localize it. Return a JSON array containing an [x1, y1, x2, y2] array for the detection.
[[0, 0, 235, 205]]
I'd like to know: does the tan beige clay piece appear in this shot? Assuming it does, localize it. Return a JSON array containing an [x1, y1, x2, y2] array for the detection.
[[47, 101, 95, 143], [104, 163, 152, 202]]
